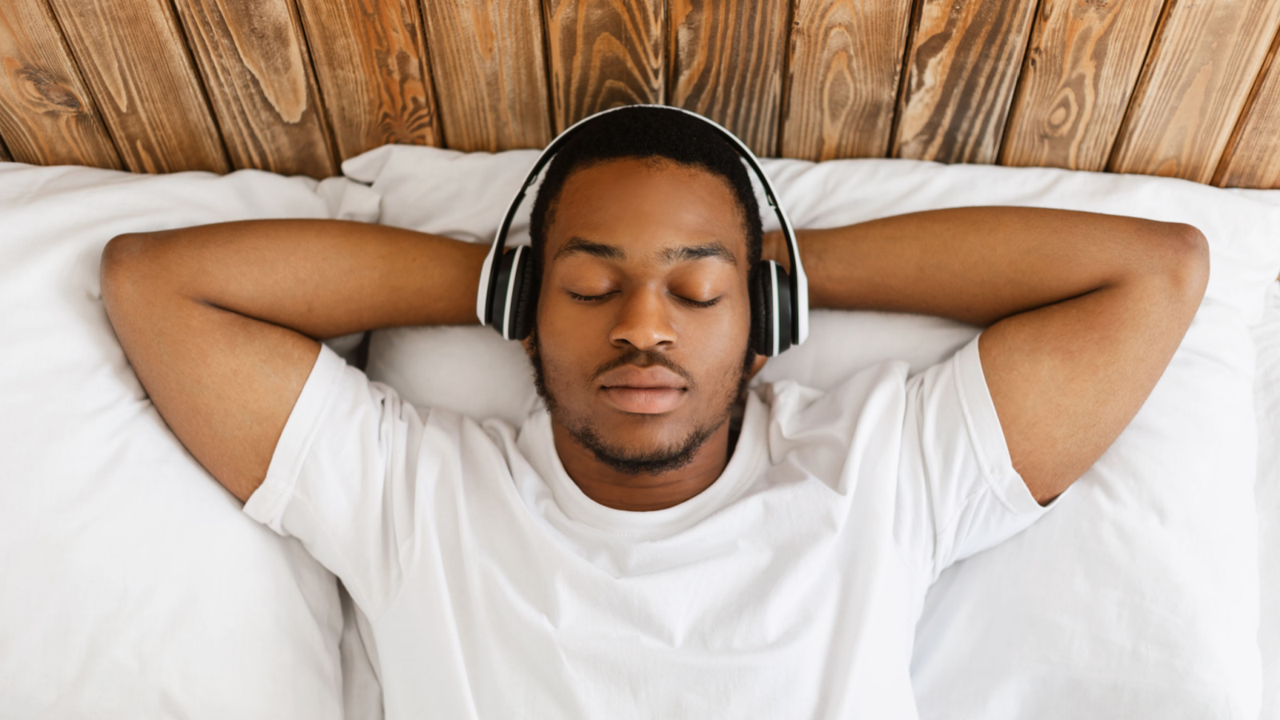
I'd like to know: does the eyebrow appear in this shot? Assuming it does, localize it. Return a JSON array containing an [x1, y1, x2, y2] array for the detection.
[[554, 236, 738, 267], [660, 242, 737, 267], [555, 236, 625, 261]]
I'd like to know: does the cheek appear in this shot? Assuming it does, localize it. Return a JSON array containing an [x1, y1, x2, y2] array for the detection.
[[691, 298, 753, 354], [536, 294, 609, 364], [534, 302, 602, 400]]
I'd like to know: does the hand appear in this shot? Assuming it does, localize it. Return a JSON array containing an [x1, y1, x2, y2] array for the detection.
[[761, 229, 791, 273]]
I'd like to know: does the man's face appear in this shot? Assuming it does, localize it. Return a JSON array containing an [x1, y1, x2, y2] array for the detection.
[[530, 157, 754, 474]]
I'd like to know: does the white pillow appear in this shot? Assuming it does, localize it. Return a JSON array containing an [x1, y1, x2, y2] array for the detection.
[[913, 298, 1258, 719], [1254, 281, 1280, 720], [347, 144, 1278, 718], [0, 163, 370, 719]]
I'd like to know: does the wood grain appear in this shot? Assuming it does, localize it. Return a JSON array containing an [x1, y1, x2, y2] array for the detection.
[[543, 0, 664, 133], [171, 0, 336, 177], [0, 0, 121, 169], [419, 0, 551, 151], [781, 0, 914, 160], [6, 0, 1280, 189], [1213, 24, 1280, 188], [892, 0, 1040, 164], [295, 0, 440, 161], [999, 0, 1164, 171], [47, 0, 228, 173], [1109, 0, 1280, 183], [669, 0, 790, 156]]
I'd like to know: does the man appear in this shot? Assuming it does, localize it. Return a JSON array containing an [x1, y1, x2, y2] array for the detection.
[[100, 107, 1207, 717]]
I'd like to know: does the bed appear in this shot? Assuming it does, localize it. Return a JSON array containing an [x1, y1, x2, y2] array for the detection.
[[1, 1, 1279, 718]]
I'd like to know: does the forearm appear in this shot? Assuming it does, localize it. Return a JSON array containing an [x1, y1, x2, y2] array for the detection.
[[794, 207, 1199, 325], [108, 219, 488, 339], [101, 219, 490, 500], [785, 206, 1207, 502]]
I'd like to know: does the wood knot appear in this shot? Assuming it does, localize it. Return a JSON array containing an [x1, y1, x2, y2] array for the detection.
[[16, 66, 84, 114]]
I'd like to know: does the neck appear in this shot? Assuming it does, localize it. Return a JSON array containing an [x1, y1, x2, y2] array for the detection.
[[551, 419, 732, 511]]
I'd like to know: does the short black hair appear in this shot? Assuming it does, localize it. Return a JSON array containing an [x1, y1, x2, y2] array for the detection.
[[528, 106, 763, 276]]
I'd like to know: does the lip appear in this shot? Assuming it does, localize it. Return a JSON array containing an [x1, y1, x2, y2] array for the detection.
[[597, 365, 687, 389], [597, 365, 688, 414], [600, 387, 687, 414]]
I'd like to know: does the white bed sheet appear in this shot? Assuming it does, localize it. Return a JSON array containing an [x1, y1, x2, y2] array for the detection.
[[1235, 186, 1280, 720], [1254, 280, 1280, 720]]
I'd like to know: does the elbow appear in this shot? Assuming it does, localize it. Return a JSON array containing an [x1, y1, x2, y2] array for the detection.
[[100, 232, 161, 320], [102, 229, 141, 269], [102, 230, 153, 272], [1155, 222, 1210, 309]]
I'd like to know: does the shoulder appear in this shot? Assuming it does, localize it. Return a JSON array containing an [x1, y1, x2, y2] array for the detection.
[[747, 360, 916, 485], [754, 360, 913, 434], [308, 348, 522, 475]]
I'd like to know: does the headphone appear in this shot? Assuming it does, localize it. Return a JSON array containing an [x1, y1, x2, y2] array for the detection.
[[476, 104, 809, 357]]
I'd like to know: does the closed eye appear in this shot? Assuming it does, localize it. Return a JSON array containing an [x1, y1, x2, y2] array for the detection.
[[567, 291, 719, 308], [675, 295, 721, 309], [568, 291, 614, 303]]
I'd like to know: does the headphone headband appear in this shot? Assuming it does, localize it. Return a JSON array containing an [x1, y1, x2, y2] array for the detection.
[[477, 104, 809, 348]]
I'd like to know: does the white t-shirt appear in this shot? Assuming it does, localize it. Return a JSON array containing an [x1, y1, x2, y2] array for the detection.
[[245, 336, 1051, 719]]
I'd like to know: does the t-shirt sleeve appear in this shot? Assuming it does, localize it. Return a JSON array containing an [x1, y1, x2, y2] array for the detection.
[[895, 334, 1058, 580], [243, 344, 428, 617]]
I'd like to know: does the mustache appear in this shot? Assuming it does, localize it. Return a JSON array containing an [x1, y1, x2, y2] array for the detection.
[[590, 349, 696, 388]]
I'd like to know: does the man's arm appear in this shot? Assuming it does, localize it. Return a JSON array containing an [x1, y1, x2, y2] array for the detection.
[[100, 220, 488, 502], [774, 207, 1208, 504]]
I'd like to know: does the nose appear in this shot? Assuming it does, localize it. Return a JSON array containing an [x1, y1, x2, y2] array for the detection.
[[609, 285, 676, 351]]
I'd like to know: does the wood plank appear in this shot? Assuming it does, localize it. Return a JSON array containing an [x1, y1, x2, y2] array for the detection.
[[892, 0, 1040, 164], [0, 135, 10, 162], [419, 0, 551, 151], [1214, 24, 1280, 188], [171, 0, 336, 177], [1108, 0, 1280, 183], [47, 0, 229, 174], [999, 0, 1165, 171], [294, 0, 441, 161], [543, 0, 664, 133], [780, 0, 914, 161], [669, 0, 790, 157], [0, 0, 121, 169]]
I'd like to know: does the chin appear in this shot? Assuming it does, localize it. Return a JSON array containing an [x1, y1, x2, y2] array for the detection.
[[567, 413, 718, 476], [589, 409, 695, 446]]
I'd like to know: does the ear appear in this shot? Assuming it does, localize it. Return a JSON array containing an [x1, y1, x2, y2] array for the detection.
[[748, 353, 768, 380]]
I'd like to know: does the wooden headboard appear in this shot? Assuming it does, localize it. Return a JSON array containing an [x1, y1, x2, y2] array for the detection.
[[1, 0, 1277, 188]]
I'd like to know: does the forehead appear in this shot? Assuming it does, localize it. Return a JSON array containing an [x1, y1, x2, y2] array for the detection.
[[545, 157, 749, 262]]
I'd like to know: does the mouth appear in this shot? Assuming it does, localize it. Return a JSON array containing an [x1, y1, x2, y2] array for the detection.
[[597, 365, 689, 414], [600, 387, 687, 414]]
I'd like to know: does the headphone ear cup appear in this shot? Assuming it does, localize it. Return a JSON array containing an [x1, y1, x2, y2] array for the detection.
[[750, 261, 772, 356], [487, 248, 512, 331], [773, 263, 793, 355], [507, 248, 538, 341], [751, 260, 795, 357], [490, 246, 536, 339]]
